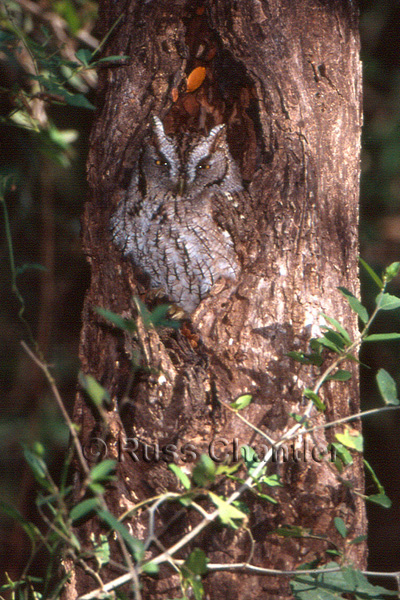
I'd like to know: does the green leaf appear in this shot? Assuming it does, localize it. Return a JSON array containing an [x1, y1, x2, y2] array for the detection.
[[208, 492, 246, 528], [303, 389, 326, 411], [335, 429, 363, 452], [343, 352, 360, 363], [134, 297, 152, 321], [253, 492, 278, 504], [187, 577, 204, 600], [275, 525, 310, 538], [0, 500, 39, 544], [64, 92, 95, 110], [178, 496, 193, 507], [230, 394, 252, 410], [78, 372, 111, 408], [326, 370, 352, 382], [316, 328, 354, 353], [184, 549, 208, 575], [260, 473, 282, 487], [22, 445, 48, 481], [1, 573, 44, 592], [90, 533, 110, 568], [376, 292, 400, 311], [134, 298, 180, 329], [384, 261, 400, 282], [320, 329, 347, 350], [320, 313, 352, 345], [192, 455, 216, 487], [359, 257, 384, 288], [333, 517, 347, 538], [287, 351, 323, 366], [75, 48, 93, 66], [169, 464, 191, 490], [96, 306, 137, 332], [326, 549, 341, 558], [376, 368, 399, 405], [363, 459, 385, 494], [94, 55, 130, 64], [309, 339, 321, 352], [215, 462, 241, 477], [290, 412, 304, 423], [315, 334, 343, 354], [9, 109, 39, 131], [330, 442, 353, 465], [90, 460, 116, 483], [291, 562, 398, 599], [70, 498, 99, 522], [48, 126, 79, 148], [147, 304, 181, 329], [88, 482, 105, 495], [332, 457, 344, 474], [97, 508, 144, 561], [37, 74, 95, 109], [241, 446, 267, 480], [54, 0, 81, 33], [142, 561, 159, 575], [367, 493, 392, 508], [338, 287, 369, 324], [364, 332, 400, 342], [349, 534, 367, 545]]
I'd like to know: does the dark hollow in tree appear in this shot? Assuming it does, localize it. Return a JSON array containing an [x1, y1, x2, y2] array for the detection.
[[67, 1, 366, 598]]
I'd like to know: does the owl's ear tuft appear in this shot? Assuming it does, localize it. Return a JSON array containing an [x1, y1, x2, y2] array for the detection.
[[151, 116, 168, 141], [151, 115, 164, 132], [208, 124, 228, 153], [150, 116, 175, 154]]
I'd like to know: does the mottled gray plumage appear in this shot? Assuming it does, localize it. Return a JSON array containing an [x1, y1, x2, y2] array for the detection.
[[111, 117, 244, 313]]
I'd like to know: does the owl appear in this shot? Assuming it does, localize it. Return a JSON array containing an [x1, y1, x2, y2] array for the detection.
[[111, 116, 246, 314]]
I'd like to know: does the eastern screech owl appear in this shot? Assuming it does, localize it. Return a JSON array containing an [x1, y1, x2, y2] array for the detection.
[[111, 117, 245, 314]]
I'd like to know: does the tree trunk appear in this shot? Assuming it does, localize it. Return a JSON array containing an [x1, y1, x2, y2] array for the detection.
[[66, 1, 366, 598]]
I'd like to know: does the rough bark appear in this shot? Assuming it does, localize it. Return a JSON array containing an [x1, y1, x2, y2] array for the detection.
[[68, 1, 366, 598]]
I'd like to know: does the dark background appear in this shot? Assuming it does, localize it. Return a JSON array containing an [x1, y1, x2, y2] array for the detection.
[[360, 0, 400, 580], [1, 0, 400, 589]]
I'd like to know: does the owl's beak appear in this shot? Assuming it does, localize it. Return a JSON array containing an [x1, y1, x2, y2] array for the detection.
[[176, 178, 186, 197]]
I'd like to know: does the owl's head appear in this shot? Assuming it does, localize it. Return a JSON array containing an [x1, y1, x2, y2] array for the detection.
[[140, 117, 242, 197]]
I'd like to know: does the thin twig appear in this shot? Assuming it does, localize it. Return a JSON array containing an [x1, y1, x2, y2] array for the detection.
[[1, 188, 37, 348], [282, 404, 400, 444], [219, 399, 276, 445], [78, 555, 400, 600], [21, 340, 90, 477]]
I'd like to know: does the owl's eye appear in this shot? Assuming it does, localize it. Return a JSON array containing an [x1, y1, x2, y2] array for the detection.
[[155, 158, 169, 167], [197, 159, 211, 171]]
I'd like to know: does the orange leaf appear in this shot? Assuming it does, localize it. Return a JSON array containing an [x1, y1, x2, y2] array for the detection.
[[205, 46, 217, 61], [187, 67, 206, 93], [182, 94, 200, 116], [171, 88, 179, 102]]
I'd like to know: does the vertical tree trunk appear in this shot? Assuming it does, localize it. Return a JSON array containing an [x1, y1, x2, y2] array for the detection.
[[68, 1, 366, 598]]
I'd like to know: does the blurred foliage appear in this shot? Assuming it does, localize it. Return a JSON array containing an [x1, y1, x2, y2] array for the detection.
[[0, 0, 97, 579], [360, 0, 400, 584], [361, 0, 400, 254]]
